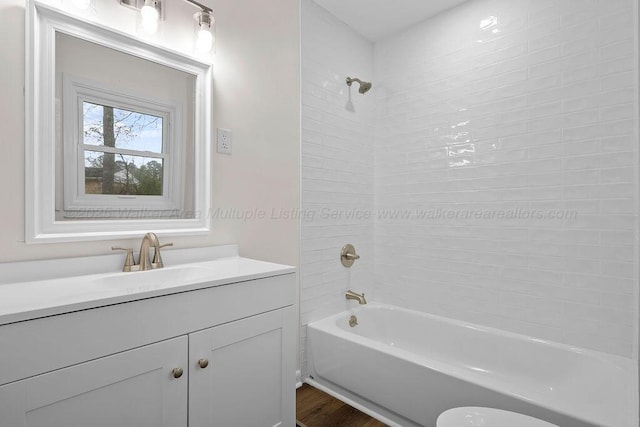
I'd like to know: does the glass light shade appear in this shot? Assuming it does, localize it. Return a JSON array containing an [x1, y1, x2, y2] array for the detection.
[[141, 17, 159, 34], [140, 1, 159, 22], [195, 28, 213, 53], [71, 0, 91, 10], [194, 11, 214, 54]]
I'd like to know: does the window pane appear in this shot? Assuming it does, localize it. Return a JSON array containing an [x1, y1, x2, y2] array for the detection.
[[82, 101, 163, 153], [84, 151, 164, 196]]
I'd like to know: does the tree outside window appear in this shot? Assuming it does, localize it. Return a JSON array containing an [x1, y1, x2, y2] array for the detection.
[[82, 101, 165, 196]]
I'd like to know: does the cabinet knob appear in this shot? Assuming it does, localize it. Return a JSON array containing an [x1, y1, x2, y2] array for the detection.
[[172, 368, 184, 379], [198, 358, 209, 369]]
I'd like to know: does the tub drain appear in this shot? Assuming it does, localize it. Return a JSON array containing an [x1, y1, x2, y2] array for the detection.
[[348, 315, 358, 327]]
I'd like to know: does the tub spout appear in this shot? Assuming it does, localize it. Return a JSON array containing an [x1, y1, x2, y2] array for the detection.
[[346, 290, 367, 305]]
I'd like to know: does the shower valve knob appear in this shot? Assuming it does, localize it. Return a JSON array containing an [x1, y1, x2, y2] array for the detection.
[[340, 244, 360, 267]]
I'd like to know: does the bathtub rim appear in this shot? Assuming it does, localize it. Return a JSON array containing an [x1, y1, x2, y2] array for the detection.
[[309, 302, 635, 369]]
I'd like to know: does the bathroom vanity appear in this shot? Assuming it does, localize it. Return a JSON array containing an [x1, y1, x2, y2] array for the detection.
[[0, 245, 296, 427]]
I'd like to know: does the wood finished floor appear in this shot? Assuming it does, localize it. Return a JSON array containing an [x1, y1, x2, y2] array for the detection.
[[296, 384, 388, 427]]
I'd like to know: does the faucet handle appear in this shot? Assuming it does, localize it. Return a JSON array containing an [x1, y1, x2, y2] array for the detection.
[[340, 244, 360, 267], [112, 247, 135, 272], [152, 242, 173, 267]]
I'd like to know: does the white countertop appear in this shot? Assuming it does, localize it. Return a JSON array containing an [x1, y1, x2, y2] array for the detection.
[[0, 245, 295, 326]]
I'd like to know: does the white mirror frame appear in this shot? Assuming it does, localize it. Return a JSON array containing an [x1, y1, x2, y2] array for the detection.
[[26, 0, 212, 243]]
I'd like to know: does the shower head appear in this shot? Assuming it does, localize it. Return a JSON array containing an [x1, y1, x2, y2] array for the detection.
[[346, 77, 372, 94], [358, 81, 372, 93]]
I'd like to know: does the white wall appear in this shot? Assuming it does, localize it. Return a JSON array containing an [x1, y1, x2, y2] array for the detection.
[[0, 0, 300, 267], [373, 0, 638, 357], [300, 0, 374, 375]]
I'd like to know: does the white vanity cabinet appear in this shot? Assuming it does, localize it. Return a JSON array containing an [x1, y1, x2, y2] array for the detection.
[[0, 337, 189, 427], [189, 308, 295, 427], [0, 264, 296, 427]]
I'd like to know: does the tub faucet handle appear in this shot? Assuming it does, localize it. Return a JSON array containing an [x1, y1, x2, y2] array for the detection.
[[340, 244, 360, 267]]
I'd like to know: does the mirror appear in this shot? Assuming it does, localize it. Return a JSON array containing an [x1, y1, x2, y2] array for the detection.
[[26, 1, 212, 242]]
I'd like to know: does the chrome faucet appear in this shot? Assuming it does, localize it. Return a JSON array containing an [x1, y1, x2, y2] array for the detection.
[[112, 232, 173, 272], [345, 290, 367, 305]]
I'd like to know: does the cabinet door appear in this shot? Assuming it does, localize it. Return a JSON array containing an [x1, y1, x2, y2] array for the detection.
[[0, 336, 188, 427], [189, 307, 296, 427]]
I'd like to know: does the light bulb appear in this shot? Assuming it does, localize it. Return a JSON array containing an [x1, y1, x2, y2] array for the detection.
[[141, 17, 158, 34], [71, 0, 91, 10], [140, 0, 159, 23], [194, 11, 214, 54], [139, 0, 159, 35], [196, 28, 213, 53]]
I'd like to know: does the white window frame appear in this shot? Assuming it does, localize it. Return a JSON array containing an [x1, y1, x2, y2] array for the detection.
[[62, 74, 183, 217]]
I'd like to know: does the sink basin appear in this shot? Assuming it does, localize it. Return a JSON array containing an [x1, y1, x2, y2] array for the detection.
[[93, 265, 217, 293]]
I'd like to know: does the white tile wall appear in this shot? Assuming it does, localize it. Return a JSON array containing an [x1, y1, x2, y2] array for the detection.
[[373, 0, 638, 356], [300, 0, 375, 375]]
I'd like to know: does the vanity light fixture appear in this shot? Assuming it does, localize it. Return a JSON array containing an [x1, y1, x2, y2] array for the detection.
[[119, 0, 215, 53]]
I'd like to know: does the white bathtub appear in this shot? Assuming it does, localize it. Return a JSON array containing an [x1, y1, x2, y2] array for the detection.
[[306, 303, 637, 427]]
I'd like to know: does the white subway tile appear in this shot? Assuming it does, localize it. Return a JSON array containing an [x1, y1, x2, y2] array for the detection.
[[599, 56, 635, 76], [303, 0, 638, 362], [599, 39, 635, 62]]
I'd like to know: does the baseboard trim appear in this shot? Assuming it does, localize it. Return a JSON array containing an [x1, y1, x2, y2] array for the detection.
[[295, 369, 302, 388]]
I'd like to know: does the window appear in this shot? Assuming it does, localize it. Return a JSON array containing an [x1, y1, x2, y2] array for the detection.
[[82, 101, 164, 196], [62, 75, 183, 218]]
